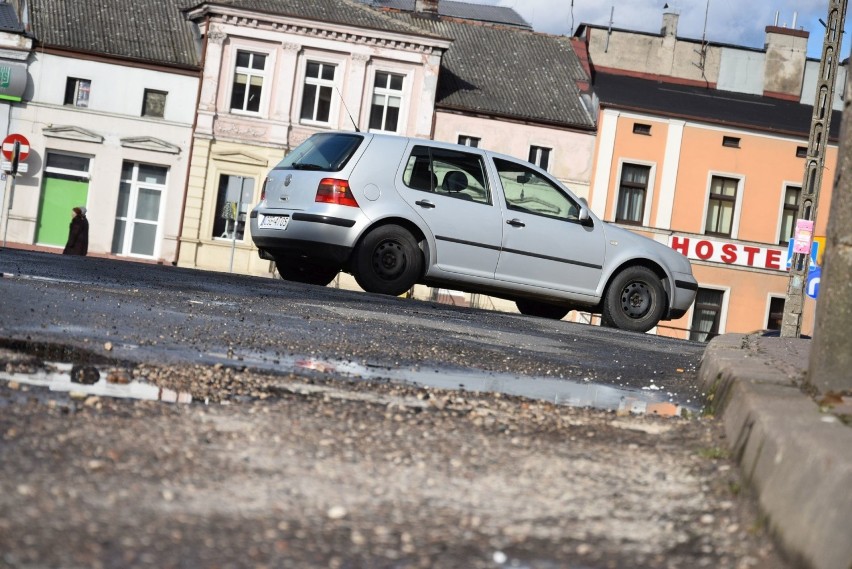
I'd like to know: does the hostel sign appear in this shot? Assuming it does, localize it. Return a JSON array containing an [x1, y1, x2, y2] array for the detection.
[[668, 235, 786, 271]]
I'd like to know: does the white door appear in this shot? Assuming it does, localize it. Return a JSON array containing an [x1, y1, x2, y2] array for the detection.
[[112, 162, 168, 258]]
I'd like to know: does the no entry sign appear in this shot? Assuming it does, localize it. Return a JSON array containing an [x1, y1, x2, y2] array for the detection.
[[2, 133, 29, 161]]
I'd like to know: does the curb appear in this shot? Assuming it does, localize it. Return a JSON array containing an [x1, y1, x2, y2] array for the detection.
[[699, 334, 852, 569]]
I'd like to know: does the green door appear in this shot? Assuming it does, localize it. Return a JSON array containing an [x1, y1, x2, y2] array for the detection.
[[35, 177, 89, 246]]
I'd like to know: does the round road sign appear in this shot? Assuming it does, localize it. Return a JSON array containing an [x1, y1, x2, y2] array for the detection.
[[2, 133, 30, 161]]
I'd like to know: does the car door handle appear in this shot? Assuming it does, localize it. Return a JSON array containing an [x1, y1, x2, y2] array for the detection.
[[506, 218, 525, 227], [414, 200, 436, 209]]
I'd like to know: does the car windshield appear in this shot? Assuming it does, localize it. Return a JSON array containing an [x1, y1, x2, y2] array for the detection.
[[274, 133, 364, 172]]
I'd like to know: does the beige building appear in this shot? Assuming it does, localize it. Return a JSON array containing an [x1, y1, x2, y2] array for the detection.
[[176, 0, 599, 307]]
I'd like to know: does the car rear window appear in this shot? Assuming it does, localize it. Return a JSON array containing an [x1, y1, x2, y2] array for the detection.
[[274, 133, 364, 172]]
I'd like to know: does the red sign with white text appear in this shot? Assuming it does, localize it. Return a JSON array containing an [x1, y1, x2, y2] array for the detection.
[[668, 235, 785, 271]]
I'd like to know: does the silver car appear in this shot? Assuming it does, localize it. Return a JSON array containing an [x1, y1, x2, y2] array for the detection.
[[251, 132, 697, 332]]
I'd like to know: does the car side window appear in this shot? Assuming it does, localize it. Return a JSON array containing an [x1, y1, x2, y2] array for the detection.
[[494, 157, 579, 221], [403, 145, 491, 205]]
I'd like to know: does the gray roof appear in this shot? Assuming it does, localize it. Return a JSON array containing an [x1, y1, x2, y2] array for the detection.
[[356, 0, 530, 29], [0, 1, 24, 33], [28, 0, 199, 68], [387, 13, 595, 129]]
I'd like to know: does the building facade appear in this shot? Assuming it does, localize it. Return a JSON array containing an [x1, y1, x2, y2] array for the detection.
[[3, 0, 199, 264], [578, 12, 840, 339]]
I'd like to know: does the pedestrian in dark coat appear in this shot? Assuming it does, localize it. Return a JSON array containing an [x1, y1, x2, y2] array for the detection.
[[63, 206, 89, 256]]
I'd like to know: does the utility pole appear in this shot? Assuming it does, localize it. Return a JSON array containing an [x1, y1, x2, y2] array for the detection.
[[781, 0, 847, 337]]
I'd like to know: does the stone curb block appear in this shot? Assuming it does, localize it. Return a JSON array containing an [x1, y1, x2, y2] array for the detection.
[[699, 334, 852, 569]]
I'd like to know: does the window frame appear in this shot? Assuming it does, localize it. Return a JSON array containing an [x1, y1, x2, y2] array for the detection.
[[229, 48, 270, 115], [367, 69, 406, 134], [299, 58, 341, 126], [212, 174, 257, 242], [778, 184, 802, 245], [703, 174, 743, 238], [689, 287, 727, 342], [141, 88, 168, 118], [528, 145, 552, 172], [402, 145, 492, 205], [64, 77, 91, 108], [614, 162, 652, 226], [458, 135, 480, 148], [766, 295, 785, 331]]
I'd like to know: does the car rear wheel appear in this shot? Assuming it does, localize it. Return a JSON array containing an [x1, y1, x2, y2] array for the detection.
[[601, 266, 666, 333], [275, 257, 339, 287], [515, 299, 570, 320], [353, 225, 422, 296]]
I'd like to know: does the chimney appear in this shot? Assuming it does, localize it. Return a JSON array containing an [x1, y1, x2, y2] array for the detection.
[[661, 11, 678, 37], [415, 0, 439, 17], [763, 25, 809, 100]]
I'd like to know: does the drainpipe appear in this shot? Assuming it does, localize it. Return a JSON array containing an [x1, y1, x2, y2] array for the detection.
[[173, 14, 210, 266]]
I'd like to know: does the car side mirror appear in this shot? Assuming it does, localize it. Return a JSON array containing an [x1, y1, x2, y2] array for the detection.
[[578, 206, 593, 227]]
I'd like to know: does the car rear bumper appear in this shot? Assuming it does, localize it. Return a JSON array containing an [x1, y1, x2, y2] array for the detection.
[[250, 207, 363, 265]]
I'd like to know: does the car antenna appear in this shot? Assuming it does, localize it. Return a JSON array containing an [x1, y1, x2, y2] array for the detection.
[[336, 87, 360, 132]]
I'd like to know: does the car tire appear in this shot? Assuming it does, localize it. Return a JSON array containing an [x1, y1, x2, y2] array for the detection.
[[601, 266, 666, 333], [353, 225, 422, 296], [275, 257, 339, 287], [515, 299, 570, 320]]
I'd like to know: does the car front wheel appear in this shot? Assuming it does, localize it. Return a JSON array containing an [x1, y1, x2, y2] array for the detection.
[[353, 225, 422, 296], [601, 266, 666, 333]]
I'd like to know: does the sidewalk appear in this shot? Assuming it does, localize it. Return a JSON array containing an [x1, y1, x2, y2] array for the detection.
[[698, 333, 852, 569]]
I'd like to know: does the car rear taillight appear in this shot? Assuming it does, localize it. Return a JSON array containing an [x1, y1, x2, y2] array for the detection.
[[260, 176, 269, 202], [316, 178, 359, 207]]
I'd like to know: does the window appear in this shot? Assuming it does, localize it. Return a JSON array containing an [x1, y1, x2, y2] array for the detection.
[[704, 176, 738, 236], [722, 136, 741, 148], [779, 185, 801, 245], [689, 288, 724, 342], [767, 297, 785, 331], [300, 61, 336, 123], [796, 146, 808, 158], [64, 77, 91, 107], [495, 157, 581, 221], [230, 50, 266, 113], [615, 164, 650, 225], [142, 89, 167, 118], [368, 71, 404, 132], [213, 175, 256, 241], [633, 123, 652, 135], [112, 162, 168, 258], [403, 146, 490, 204], [528, 146, 551, 171], [458, 135, 480, 147]]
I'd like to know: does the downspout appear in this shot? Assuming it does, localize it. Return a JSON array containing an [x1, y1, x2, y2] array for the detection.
[[173, 14, 210, 266]]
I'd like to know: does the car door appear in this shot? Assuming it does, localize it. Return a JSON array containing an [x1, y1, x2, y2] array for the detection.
[[491, 157, 606, 296], [396, 144, 502, 279]]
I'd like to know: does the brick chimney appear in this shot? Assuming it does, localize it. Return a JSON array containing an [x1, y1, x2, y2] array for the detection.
[[763, 25, 809, 100], [415, 0, 439, 17]]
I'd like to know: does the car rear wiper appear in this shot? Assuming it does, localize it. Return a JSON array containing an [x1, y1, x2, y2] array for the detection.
[[292, 162, 324, 170]]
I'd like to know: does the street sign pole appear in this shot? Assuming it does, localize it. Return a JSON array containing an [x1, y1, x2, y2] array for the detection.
[[2, 174, 15, 247], [781, 0, 847, 337]]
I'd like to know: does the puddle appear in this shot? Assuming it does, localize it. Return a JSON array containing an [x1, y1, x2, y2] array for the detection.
[[206, 351, 699, 417], [0, 362, 192, 404]]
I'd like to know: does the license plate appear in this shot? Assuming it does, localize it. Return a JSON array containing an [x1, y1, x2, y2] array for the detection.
[[260, 215, 290, 230]]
